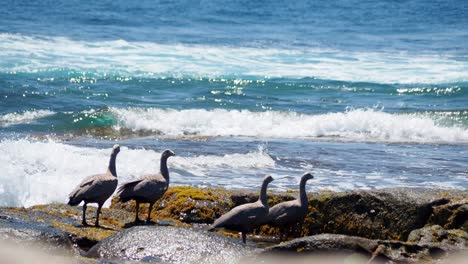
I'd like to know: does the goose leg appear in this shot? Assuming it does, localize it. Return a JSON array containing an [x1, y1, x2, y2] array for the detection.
[[134, 201, 141, 223], [147, 202, 154, 222], [241, 232, 247, 244], [95, 203, 103, 227], [82, 203, 88, 226]]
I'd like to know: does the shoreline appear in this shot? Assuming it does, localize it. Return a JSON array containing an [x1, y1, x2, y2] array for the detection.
[[1, 186, 467, 263]]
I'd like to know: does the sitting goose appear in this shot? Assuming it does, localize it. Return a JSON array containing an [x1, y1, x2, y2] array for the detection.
[[68, 144, 120, 227], [117, 149, 175, 223], [267, 172, 314, 241], [209, 175, 274, 244]]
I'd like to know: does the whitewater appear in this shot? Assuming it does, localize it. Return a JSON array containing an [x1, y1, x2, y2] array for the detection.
[[1, 34, 468, 84], [1, 139, 466, 208]]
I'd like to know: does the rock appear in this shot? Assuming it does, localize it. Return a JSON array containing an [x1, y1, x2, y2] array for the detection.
[[87, 226, 251, 263], [259, 233, 446, 263], [408, 225, 468, 250], [111, 186, 293, 225], [0, 213, 74, 254], [304, 188, 459, 240], [0, 240, 96, 264], [0, 204, 135, 251], [428, 198, 468, 231], [111, 186, 468, 242], [111, 186, 235, 224], [0, 187, 466, 262]]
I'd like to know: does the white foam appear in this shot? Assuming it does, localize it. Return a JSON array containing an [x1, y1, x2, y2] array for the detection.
[[0, 110, 55, 127], [0, 139, 274, 207], [0, 139, 466, 207], [1, 33, 468, 84], [171, 149, 275, 177], [111, 107, 468, 143]]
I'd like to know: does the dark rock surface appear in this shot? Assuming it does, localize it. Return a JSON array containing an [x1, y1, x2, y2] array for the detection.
[[304, 188, 464, 240], [0, 204, 136, 251], [87, 226, 251, 263], [0, 187, 466, 263], [260, 233, 447, 263], [0, 213, 74, 254], [113, 186, 468, 242], [428, 198, 468, 231], [408, 225, 468, 250]]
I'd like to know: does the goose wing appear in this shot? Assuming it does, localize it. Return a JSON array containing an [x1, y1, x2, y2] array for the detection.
[[117, 174, 166, 201], [212, 202, 267, 230]]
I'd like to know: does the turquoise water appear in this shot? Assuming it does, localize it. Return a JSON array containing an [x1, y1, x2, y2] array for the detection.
[[0, 0, 467, 207]]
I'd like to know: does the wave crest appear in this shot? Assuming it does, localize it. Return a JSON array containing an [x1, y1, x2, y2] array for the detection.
[[0, 110, 55, 127], [110, 107, 468, 143]]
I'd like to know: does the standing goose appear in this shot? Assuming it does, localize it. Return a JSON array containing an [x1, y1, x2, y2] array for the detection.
[[68, 144, 120, 227], [267, 172, 314, 241], [117, 149, 175, 223], [209, 175, 274, 244]]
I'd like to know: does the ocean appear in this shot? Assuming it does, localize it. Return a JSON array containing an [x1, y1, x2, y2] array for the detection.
[[0, 0, 467, 207]]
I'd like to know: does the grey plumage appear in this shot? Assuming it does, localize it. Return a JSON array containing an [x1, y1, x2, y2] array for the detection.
[[209, 175, 274, 244], [117, 149, 175, 223], [68, 144, 120, 227], [267, 172, 314, 241]]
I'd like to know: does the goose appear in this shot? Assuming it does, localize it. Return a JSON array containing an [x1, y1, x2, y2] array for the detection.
[[68, 144, 120, 227], [209, 175, 274, 244], [267, 172, 314, 241], [117, 149, 175, 223]]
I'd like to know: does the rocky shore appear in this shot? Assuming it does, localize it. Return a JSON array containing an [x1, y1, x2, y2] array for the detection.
[[1, 187, 467, 263]]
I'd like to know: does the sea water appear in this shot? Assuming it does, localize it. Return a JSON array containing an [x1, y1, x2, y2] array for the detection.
[[0, 0, 467, 207]]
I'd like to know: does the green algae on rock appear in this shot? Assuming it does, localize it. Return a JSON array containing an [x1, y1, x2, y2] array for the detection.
[[408, 225, 468, 250], [111, 186, 468, 242], [0, 187, 467, 262], [111, 186, 235, 224]]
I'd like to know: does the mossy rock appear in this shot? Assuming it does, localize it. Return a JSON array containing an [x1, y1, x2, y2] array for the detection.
[[428, 198, 468, 231], [303, 189, 461, 241], [111, 185, 297, 236], [408, 225, 468, 250], [2, 186, 466, 256], [111, 186, 468, 242], [111, 186, 235, 224]]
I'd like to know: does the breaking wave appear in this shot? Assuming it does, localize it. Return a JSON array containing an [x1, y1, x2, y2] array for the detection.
[[110, 107, 468, 143]]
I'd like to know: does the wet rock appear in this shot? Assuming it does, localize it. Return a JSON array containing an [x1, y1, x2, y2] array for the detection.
[[1, 187, 466, 262], [304, 188, 459, 240], [259, 233, 446, 263], [0, 204, 135, 251], [0, 213, 74, 254], [111, 186, 235, 224], [428, 198, 468, 231], [111, 186, 294, 227], [408, 225, 468, 250], [112, 186, 468, 242], [0, 240, 96, 264], [87, 226, 251, 263]]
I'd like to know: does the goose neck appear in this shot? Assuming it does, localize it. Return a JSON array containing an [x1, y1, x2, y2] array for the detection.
[[259, 180, 270, 206], [160, 157, 169, 180], [299, 178, 309, 206], [108, 153, 117, 177]]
